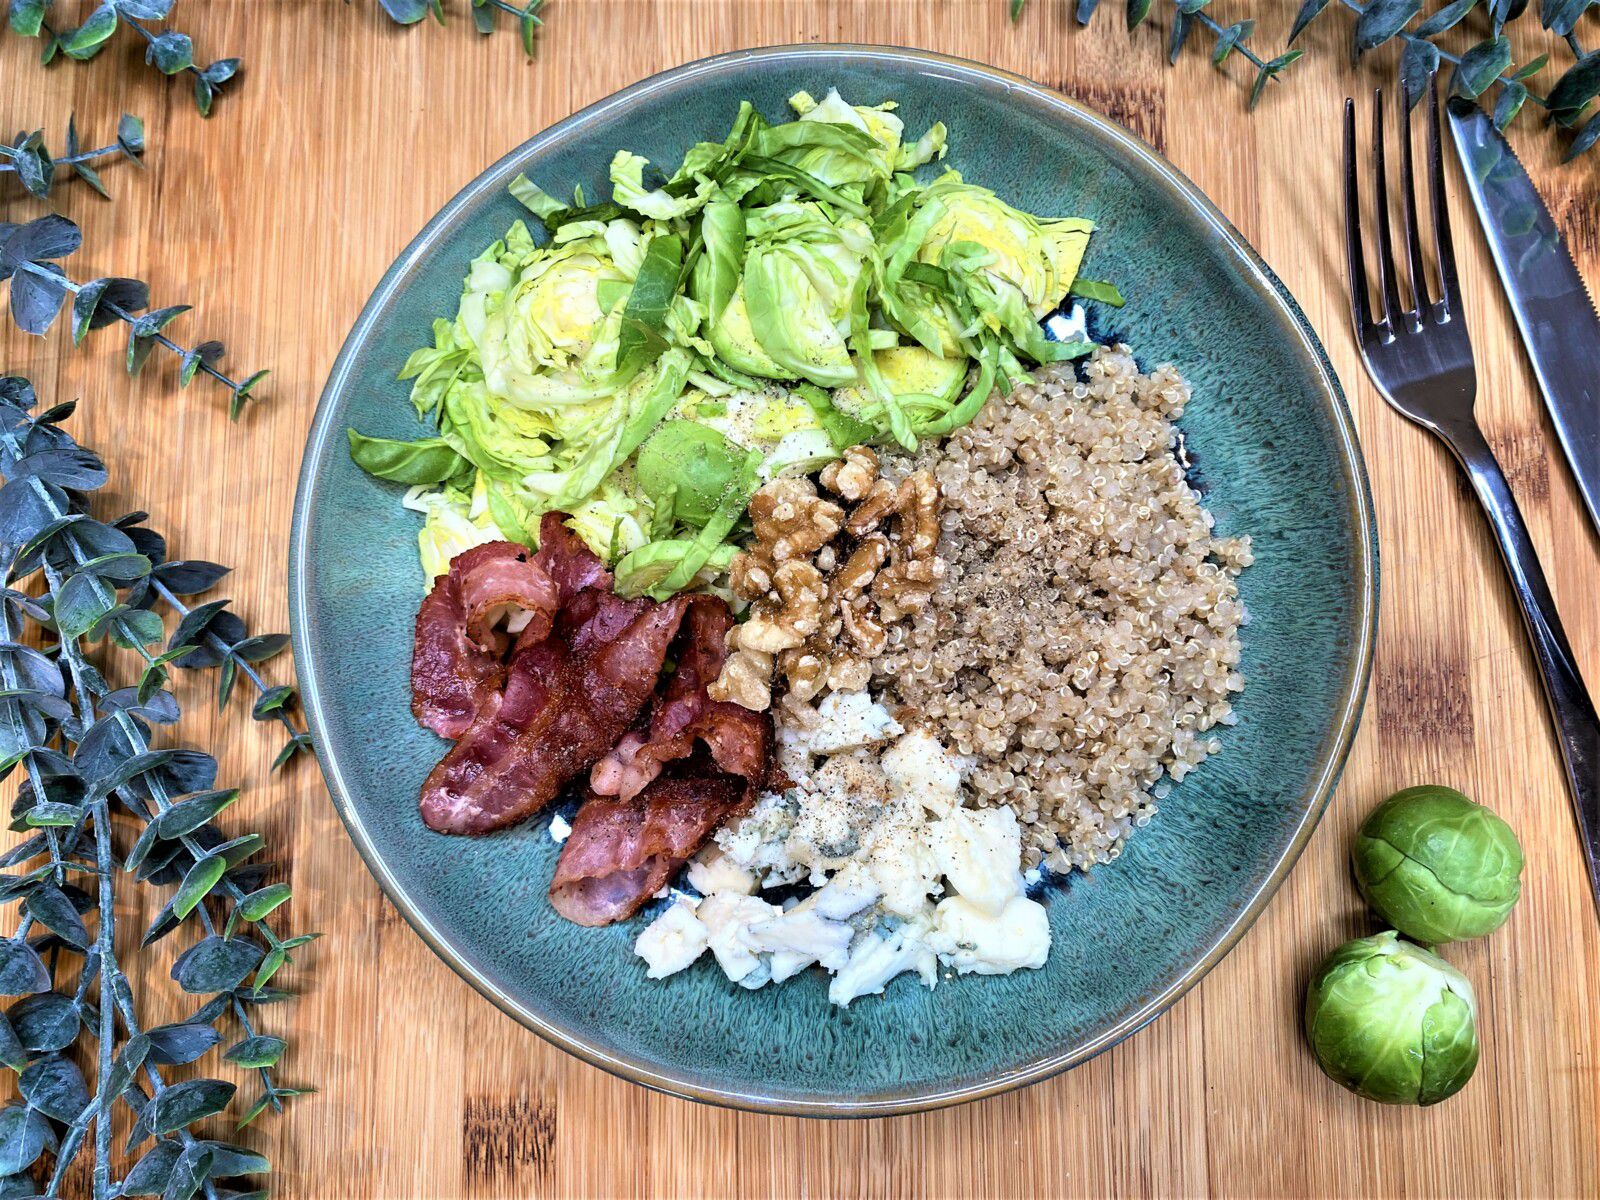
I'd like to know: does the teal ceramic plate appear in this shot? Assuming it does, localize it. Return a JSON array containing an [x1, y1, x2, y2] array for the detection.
[[290, 45, 1378, 1116]]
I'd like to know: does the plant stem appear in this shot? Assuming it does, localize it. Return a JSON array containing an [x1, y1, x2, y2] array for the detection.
[[13, 260, 257, 401], [1192, 8, 1272, 72], [0, 141, 126, 168]]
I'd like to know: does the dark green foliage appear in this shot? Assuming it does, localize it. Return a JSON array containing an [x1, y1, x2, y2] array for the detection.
[[8, 1, 240, 116], [0, 113, 144, 202], [1010, 0, 1600, 159], [369, 0, 547, 53], [0, 377, 313, 1198], [0, 214, 268, 419], [1017, 0, 1308, 105]]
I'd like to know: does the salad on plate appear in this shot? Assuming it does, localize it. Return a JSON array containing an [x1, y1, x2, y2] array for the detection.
[[349, 88, 1251, 1008]]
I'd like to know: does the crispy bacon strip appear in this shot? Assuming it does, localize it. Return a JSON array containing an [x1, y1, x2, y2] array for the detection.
[[411, 542, 543, 739], [412, 513, 774, 926], [456, 542, 559, 651], [411, 516, 609, 739], [418, 594, 692, 835], [589, 600, 766, 802], [531, 512, 611, 600], [552, 604, 772, 926], [549, 768, 746, 927]]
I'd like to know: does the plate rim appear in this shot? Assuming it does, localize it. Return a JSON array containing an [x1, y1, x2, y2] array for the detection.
[[288, 42, 1380, 1118]]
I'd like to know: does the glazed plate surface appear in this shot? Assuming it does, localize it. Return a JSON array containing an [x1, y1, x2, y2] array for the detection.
[[289, 45, 1377, 1115]]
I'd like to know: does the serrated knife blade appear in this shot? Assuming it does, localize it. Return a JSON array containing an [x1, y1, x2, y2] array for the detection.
[[1447, 99, 1600, 539]]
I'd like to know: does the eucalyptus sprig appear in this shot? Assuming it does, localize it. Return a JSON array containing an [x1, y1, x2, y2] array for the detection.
[[1011, 0, 1305, 105], [0, 215, 267, 420], [1293, 0, 1600, 160], [6, 1, 241, 117], [1, 114, 144, 203], [0, 375, 314, 1200], [373, 0, 547, 55], [1009, 0, 1599, 160]]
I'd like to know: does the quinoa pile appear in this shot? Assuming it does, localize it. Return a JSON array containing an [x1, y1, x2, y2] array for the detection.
[[877, 345, 1253, 872]]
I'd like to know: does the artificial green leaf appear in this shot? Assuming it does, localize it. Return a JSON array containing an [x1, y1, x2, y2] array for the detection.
[[1416, 0, 1478, 36], [1494, 80, 1529, 127], [1289, 0, 1330, 41], [1455, 37, 1514, 98], [62, 3, 117, 58], [1566, 109, 1600, 160], [1548, 51, 1600, 113], [224, 1034, 286, 1070], [1401, 38, 1442, 107], [147, 1079, 235, 1136], [172, 855, 226, 920], [236, 884, 291, 923], [1211, 19, 1255, 65], [1354, 0, 1420, 51], [9, 0, 46, 37]]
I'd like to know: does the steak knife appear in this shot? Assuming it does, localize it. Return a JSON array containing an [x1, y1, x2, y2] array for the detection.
[[1447, 99, 1600, 539]]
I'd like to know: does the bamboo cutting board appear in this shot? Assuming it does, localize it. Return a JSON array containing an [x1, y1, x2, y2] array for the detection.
[[3, 2, 1599, 1196]]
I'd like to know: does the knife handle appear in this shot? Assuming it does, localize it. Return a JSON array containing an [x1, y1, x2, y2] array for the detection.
[[1442, 417, 1600, 913]]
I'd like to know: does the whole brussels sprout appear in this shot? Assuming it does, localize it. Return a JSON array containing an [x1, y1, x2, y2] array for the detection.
[[1304, 931, 1479, 1105], [1352, 785, 1522, 944]]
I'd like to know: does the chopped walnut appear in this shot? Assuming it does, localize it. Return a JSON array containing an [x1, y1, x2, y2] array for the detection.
[[841, 598, 886, 657], [778, 646, 826, 703], [825, 654, 871, 693], [749, 478, 843, 563], [873, 469, 943, 621], [833, 537, 887, 602], [734, 560, 826, 652], [895, 470, 940, 558], [710, 445, 944, 711], [820, 445, 879, 502], [873, 554, 943, 622], [844, 479, 898, 538], [708, 638, 774, 710], [728, 551, 773, 602]]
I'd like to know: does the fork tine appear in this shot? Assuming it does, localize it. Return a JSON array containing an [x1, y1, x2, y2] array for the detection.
[[1427, 75, 1460, 318], [1398, 82, 1429, 318], [1370, 89, 1404, 329], [1342, 98, 1375, 338]]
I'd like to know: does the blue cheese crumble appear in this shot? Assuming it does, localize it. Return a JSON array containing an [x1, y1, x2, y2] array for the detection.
[[631, 691, 1051, 1005]]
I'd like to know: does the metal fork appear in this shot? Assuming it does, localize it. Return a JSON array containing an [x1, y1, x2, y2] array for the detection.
[[1343, 83, 1600, 921]]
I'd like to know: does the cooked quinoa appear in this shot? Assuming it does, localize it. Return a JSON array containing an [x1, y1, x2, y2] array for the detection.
[[876, 345, 1252, 873]]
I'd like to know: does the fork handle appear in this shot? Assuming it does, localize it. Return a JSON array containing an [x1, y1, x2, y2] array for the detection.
[[1442, 418, 1600, 914]]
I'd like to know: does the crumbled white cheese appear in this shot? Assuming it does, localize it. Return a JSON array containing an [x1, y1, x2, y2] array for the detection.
[[548, 813, 571, 843], [928, 895, 1051, 975], [930, 806, 1028, 917], [715, 792, 806, 886], [686, 846, 756, 896], [828, 922, 937, 1007], [881, 729, 964, 815], [638, 717, 1052, 1006], [633, 900, 708, 979], [806, 690, 904, 755], [745, 906, 854, 973], [805, 867, 878, 921], [696, 893, 779, 987]]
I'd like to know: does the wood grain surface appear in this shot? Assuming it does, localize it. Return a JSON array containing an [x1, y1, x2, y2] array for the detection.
[[4, 2, 1600, 1196]]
